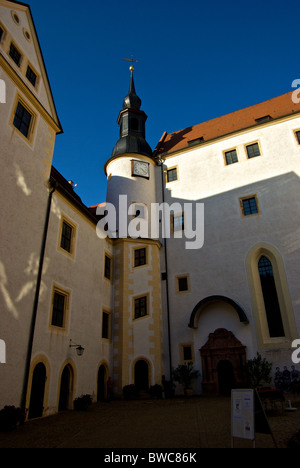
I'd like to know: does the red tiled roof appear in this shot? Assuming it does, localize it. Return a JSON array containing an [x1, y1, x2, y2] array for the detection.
[[154, 91, 300, 156]]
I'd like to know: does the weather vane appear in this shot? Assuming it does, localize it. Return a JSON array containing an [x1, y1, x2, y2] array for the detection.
[[123, 56, 139, 71]]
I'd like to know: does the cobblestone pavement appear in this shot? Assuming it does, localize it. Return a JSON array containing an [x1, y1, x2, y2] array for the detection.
[[0, 396, 300, 448]]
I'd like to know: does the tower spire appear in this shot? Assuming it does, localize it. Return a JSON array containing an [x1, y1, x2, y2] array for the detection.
[[123, 66, 142, 111], [111, 67, 152, 158]]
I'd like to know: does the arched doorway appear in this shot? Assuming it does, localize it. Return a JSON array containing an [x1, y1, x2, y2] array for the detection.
[[200, 329, 247, 395], [134, 360, 149, 391], [217, 360, 235, 396], [59, 364, 73, 411], [28, 363, 46, 419], [97, 365, 108, 402]]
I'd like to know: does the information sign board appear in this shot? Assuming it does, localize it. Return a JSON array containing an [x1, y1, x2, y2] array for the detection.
[[231, 389, 255, 441]]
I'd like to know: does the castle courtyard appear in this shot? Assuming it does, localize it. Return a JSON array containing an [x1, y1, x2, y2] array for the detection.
[[0, 396, 300, 449]]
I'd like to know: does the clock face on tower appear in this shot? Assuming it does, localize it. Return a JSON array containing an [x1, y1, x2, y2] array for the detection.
[[132, 160, 150, 179]]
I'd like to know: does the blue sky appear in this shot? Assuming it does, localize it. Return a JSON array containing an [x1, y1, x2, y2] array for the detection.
[[27, 0, 300, 207]]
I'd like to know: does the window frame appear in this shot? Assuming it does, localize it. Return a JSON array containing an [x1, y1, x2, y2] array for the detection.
[[134, 246, 147, 268], [246, 243, 298, 350], [101, 309, 112, 341], [9, 42, 22, 67], [180, 343, 195, 363], [133, 294, 149, 321], [258, 255, 285, 338], [171, 213, 185, 233], [104, 252, 113, 282], [239, 195, 261, 217], [10, 95, 36, 144], [294, 129, 300, 145], [245, 141, 261, 159], [26, 63, 39, 89], [166, 166, 179, 183], [224, 148, 239, 166], [50, 286, 70, 331], [0, 23, 6, 44], [175, 274, 190, 294], [58, 215, 77, 258]]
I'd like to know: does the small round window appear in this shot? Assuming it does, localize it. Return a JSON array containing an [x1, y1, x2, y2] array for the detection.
[[23, 29, 31, 42], [11, 11, 20, 25]]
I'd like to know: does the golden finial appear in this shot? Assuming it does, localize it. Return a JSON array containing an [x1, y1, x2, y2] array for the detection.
[[123, 56, 139, 72]]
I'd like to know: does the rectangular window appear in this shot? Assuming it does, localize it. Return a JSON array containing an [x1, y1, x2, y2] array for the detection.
[[178, 276, 188, 292], [241, 196, 259, 216], [134, 296, 148, 320], [246, 143, 261, 159], [104, 254, 112, 280], [188, 137, 204, 146], [102, 311, 111, 340], [13, 102, 32, 138], [183, 346, 193, 361], [173, 214, 184, 232], [225, 149, 238, 165], [60, 221, 73, 253], [26, 65, 37, 87], [295, 131, 300, 145], [51, 290, 68, 328], [180, 344, 194, 363], [167, 167, 178, 182], [9, 43, 22, 66], [134, 247, 147, 267], [255, 115, 272, 123]]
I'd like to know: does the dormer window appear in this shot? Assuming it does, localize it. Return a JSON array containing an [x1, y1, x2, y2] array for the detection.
[[255, 115, 272, 124], [188, 137, 204, 146]]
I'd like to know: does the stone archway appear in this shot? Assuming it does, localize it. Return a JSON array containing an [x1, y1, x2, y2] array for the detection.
[[189, 296, 249, 329], [97, 364, 108, 402], [134, 360, 149, 391], [58, 364, 74, 411], [200, 328, 247, 395], [28, 363, 47, 419]]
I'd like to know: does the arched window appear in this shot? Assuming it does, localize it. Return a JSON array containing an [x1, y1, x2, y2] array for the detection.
[[258, 256, 285, 338]]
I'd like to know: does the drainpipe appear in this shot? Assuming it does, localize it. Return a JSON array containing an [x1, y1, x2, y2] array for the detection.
[[20, 183, 56, 411], [158, 158, 173, 384]]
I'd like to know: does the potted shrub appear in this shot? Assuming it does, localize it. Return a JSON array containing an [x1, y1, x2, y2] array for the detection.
[[245, 353, 272, 388], [122, 384, 138, 400], [172, 362, 200, 396], [0, 406, 25, 432], [149, 384, 163, 399], [73, 394, 92, 411]]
